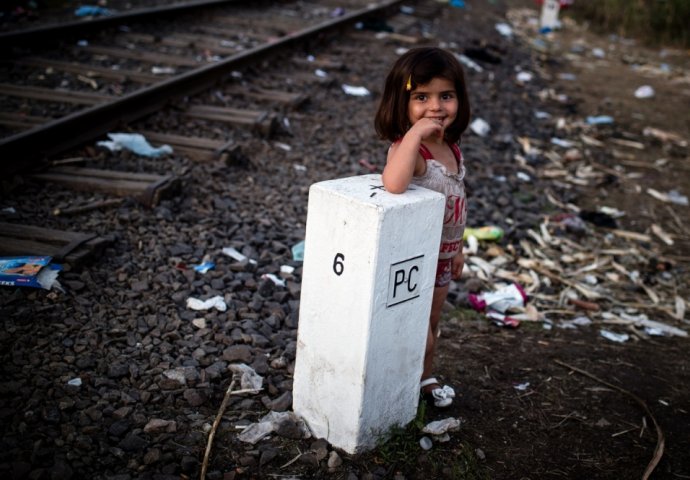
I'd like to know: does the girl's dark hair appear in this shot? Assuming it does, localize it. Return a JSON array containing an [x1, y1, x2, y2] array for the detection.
[[374, 47, 470, 144]]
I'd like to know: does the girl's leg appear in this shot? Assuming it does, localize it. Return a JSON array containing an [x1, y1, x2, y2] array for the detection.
[[422, 284, 450, 384]]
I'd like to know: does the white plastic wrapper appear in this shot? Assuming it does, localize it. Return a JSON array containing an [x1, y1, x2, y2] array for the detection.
[[237, 411, 311, 444], [228, 363, 263, 391], [422, 417, 462, 436], [186, 295, 227, 312]]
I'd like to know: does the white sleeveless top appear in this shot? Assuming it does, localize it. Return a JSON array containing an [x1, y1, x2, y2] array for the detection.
[[410, 143, 467, 261]]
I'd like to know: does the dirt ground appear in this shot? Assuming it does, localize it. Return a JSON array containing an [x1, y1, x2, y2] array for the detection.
[[416, 4, 690, 480]]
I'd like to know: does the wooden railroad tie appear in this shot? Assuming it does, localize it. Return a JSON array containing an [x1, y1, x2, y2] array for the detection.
[[78, 45, 200, 68], [139, 131, 246, 164], [16, 57, 162, 84], [0, 83, 113, 105], [185, 105, 278, 137], [224, 86, 308, 109], [29, 166, 179, 208], [0, 222, 115, 266]]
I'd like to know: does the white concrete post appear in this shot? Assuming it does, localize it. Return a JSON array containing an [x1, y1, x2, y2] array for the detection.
[[293, 174, 445, 454]]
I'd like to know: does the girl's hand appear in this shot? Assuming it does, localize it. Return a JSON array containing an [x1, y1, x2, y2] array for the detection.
[[408, 117, 444, 141], [451, 251, 464, 280]]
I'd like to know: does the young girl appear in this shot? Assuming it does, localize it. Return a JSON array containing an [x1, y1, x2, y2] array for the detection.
[[374, 47, 470, 408]]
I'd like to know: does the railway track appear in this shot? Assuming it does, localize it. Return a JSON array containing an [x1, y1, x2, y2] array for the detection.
[[0, 0, 438, 264], [0, 0, 411, 174]]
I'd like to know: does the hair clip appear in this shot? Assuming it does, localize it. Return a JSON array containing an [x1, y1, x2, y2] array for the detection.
[[405, 75, 412, 91]]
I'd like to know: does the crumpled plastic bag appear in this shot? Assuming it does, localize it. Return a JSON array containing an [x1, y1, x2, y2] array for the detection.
[[229, 363, 263, 391], [469, 283, 528, 328], [97, 133, 173, 157], [422, 417, 462, 436], [341, 84, 370, 96], [75, 5, 112, 16], [186, 295, 226, 312], [469, 283, 527, 313], [237, 411, 311, 444]]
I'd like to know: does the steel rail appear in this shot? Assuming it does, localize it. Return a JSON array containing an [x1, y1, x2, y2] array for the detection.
[[0, 0, 242, 47], [0, 0, 403, 175]]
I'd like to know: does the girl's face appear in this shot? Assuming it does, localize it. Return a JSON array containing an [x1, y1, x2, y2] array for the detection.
[[407, 77, 458, 133]]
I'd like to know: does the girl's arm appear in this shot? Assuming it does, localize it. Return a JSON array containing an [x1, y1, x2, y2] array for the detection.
[[382, 118, 442, 193]]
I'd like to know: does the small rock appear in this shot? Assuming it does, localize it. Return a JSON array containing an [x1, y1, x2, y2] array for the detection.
[[118, 434, 148, 452], [184, 389, 207, 407], [222, 345, 253, 363], [327, 450, 342, 470], [298, 453, 319, 467], [259, 447, 280, 466], [180, 455, 198, 473], [268, 391, 292, 412], [143, 448, 161, 465], [475, 447, 486, 460], [311, 438, 329, 461], [144, 418, 177, 433], [192, 318, 207, 329]]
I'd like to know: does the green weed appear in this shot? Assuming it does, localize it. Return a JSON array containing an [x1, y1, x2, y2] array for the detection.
[[568, 0, 690, 47]]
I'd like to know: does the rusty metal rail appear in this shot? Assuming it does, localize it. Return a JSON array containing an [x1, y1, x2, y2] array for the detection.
[[0, 0, 240, 47], [0, 0, 402, 175]]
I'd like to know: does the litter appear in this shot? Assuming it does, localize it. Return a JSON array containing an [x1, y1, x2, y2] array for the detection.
[[151, 66, 176, 75], [280, 265, 295, 275], [469, 283, 527, 313], [634, 85, 655, 99], [586, 115, 614, 125], [551, 137, 575, 148], [0, 256, 62, 290], [535, 111, 551, 119], [314, 69, 328, 78], [97, 133, 173, 158], [449, 0, 466, 8], [517, 172, 531, 182], [67, 377, 82, 387], [422, 417, 462, 435], [485, 311, 521, 328], [186, 295, 227, 312], [516, 71, 533, 83], [274, 142, 292, 152], [74, 5, 112, 16], [262, 273, 286, 287], [470, 118, 490, 137], [495, 23, 513, 38], [419, 436, 433, 450], [539, 0, 561, 32], [291, 241, 305, 262], [228, 363, 264, 391], [560, 316, 592, 329], [463, 225, 504, 241], [237, 411, 311, 444], [341, 84, 370, 96], [455, 54, 483, 73], [600, 329, 629, 343], [222, 247, 258, 265], [646, 188, 688, 206], [513, 382, 530, 391], [591, 48, 606, 58], [193, 261, 215, 274], [614, 312, 688, 338]]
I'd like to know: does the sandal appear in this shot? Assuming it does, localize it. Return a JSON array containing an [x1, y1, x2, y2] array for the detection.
[[420, 377, 455, 408]]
